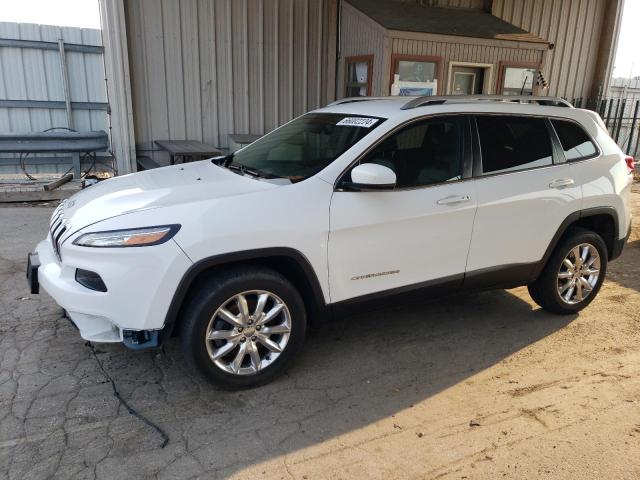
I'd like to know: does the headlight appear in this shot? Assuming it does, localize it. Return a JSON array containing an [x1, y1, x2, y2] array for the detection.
[[73, 225, 180, 248]]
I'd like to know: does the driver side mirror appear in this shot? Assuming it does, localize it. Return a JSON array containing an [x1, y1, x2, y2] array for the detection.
[[341, 163, 396, 191]]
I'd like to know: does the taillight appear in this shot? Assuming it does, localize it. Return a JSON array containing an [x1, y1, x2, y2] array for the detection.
[[625, 155, 635, 174]]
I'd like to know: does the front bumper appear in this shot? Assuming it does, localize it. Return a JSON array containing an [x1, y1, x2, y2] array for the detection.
[[29, 234, 192, 344]]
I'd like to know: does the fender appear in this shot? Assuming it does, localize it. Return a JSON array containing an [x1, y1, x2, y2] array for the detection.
[[532, 206, 620, 279], [460, 207, 620, 290], [161, 247, 328, 337]]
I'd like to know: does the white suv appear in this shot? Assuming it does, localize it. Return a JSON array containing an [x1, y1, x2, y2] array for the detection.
[[27, 95, 634, 389]]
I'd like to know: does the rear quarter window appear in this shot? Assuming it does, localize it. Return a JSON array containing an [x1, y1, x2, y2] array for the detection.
[[551, 119, 598, 161]]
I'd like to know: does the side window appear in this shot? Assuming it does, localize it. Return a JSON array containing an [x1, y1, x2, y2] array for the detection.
[[477, 115, 553, 175], [551, 119, 598, 160], [357, 117, 461, 188]]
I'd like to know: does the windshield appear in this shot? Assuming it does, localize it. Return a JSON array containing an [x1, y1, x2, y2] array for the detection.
[[229, 113, 384, 182]]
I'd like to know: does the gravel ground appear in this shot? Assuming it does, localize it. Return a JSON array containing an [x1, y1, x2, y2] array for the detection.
[[1, 189, 639, 479]]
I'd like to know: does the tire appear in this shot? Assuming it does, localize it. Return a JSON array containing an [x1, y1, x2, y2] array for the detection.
[[528, 227, 608, 315], [179, 266, 307, 389]]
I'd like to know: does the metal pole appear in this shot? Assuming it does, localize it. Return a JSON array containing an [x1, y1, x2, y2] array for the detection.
[[615, 99, 626, 143], [627, 100, 640, 155], [612, 99, 621, 134], [605, 98, 614, 129], [57, 39, 74, 131]]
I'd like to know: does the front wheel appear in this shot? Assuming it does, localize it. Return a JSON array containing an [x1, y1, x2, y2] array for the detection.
[[179, 267, 307, 389], [528, 228, 608, 315]]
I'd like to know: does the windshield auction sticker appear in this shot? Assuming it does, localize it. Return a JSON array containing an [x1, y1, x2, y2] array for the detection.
[[336, 117, 379, 128]]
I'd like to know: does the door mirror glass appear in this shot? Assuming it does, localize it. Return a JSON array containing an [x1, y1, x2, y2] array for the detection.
[[349, 163, 396, 189]]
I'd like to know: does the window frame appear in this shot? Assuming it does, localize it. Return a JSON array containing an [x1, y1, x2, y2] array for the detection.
[[497, 61, 540, 96], [335, 114, 474, 192], [471, 113, 563, 178], [389, 54, 443, 95], [548, 117, 601, 163], [344, 55, 374, 97]]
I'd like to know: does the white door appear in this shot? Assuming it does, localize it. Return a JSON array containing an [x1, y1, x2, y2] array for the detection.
[[465, 115, 582, 278], [328, 116, 477, 303]]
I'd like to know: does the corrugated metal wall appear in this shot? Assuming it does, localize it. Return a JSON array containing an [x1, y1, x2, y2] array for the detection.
[[492, 0, 606, 100], [0, 22, 109, 175], [338, 2, 389, 98], [0, 22, 107, 134], [125, 0, 337, 163]]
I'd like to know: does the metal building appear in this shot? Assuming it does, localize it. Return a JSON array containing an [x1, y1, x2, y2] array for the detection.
[[123, 0, 337, 164], [338, 0, 622, 100], [0, 22, 109, 174], [98, 0, 624, 175], [338, 0, 550, 98]]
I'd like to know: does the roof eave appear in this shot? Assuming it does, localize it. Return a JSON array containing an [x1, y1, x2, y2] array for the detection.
[[387, 29, 550, 51], [344, 0, 550, 50]]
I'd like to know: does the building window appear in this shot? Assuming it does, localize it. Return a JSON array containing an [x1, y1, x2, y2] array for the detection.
[[390, 54, 441, 96], [345, 55, 373, 97], [499, 62, 539, 96]]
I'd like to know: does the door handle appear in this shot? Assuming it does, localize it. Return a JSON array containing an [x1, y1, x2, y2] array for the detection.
[[549, 178, 575, 189], [437, 194, 471, 205]]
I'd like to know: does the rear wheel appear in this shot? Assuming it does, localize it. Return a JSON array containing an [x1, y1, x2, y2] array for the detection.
[[528, 228, 607, 314], [180, 267, 306, 389]]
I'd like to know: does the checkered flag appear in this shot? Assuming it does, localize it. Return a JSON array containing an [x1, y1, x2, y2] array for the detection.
[[536, 70, 548, 89]]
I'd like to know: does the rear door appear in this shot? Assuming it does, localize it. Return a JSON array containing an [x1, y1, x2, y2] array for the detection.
[[464, 114, 582, 286]]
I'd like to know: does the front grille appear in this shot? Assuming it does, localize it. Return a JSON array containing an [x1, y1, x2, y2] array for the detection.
[[49, 204, 68, 260]]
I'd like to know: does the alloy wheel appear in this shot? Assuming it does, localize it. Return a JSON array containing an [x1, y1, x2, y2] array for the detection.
[[205, 290, 292, 375], [556, 243, 601, 305]]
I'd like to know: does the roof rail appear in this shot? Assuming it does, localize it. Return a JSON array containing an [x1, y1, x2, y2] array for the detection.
[[326, 96, 406, 107], [400, 95, 573, 110]]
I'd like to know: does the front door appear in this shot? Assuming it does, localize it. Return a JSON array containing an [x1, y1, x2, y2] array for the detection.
[[328, 116, 477, 303], [450, 67, 484, 95]]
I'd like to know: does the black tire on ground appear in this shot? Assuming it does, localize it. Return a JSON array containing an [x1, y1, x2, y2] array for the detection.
[[528, 227, 608, 315], [179, 266, 307, 389]]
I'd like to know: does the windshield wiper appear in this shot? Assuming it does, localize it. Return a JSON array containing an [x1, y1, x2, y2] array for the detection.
[[226, 161, 279, 179], [212, 154, 280, 179], [210, 153, 234, 166]]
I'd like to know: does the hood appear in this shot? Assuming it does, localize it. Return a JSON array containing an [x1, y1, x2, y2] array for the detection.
[[60, 161, 277, 233]]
